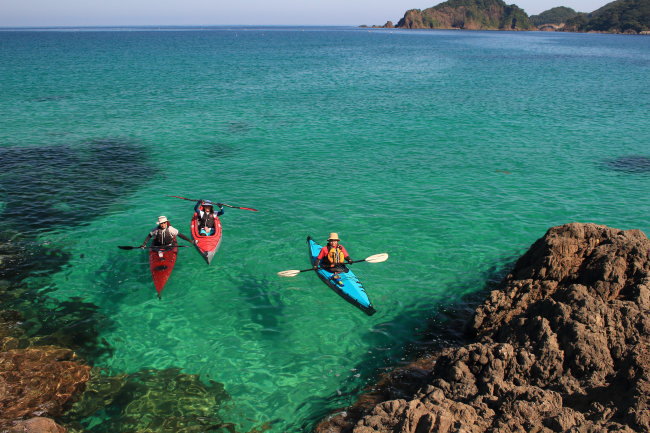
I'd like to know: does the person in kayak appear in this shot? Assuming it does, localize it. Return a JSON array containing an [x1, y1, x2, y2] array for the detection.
[[314, 233, 353, 284], [140, 216, 193, 253], [194, 200, 224, 236]]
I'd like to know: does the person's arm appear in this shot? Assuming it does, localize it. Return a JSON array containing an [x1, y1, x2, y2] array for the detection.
[[194, 200, 202, 213], [140, 233, 152, 249], [314, 247, 328, 268], [177, 232, 193, 243], [216, 204, 224, 217]]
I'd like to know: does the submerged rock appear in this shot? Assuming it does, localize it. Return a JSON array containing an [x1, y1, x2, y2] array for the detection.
[[7, 417, 67, 433], [316, 223, 650, 433], [64, 367, 232, 433], [0, 138, 153, 234], [603, 155, 650, 173], [0, 346, 90, 431]]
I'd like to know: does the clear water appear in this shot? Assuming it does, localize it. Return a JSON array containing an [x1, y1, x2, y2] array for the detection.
[[1, 27, 649, 432]]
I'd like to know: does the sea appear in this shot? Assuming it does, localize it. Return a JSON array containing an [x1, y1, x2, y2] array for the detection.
[[0, 26, 649, 432]]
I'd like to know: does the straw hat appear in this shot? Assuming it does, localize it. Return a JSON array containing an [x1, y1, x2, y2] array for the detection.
[[157, 216, 168, 224], [328, 233, 340, 241]]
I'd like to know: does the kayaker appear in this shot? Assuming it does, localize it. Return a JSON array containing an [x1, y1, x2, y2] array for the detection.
[[314, 233, 353, 283], [194, 200, 224, 236], [140, 216, 193, 251]]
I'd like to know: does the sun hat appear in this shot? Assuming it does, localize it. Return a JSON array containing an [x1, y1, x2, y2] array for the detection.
[[157, 216, 168, 224], [202, 200, 214, 206], [328, 233, 340, 241]]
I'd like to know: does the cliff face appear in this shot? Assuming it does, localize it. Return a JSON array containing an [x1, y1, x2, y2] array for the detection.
[[395, 0, 534, 30], [316, 223, 650, 433]]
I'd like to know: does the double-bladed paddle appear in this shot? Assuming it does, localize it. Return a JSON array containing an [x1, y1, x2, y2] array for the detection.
[[167, 195, 258, 212], [277, 253, 389, 277], [118, 245, 190, 250]]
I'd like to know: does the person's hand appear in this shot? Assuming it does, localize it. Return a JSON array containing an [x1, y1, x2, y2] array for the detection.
[[347, 258, 353, 264], [313, 265, 318, 270], [193, 240, 199, 245], [139, 244, 146, 249]]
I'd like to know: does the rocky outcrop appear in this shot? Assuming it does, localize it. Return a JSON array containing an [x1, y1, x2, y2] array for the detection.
[[316, 223, 650, 433], [394, 0, 535, 30]]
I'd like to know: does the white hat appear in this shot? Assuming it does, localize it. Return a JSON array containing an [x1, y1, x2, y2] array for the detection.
[[157, 216, 168, 224], [328, 233, 340, 241]]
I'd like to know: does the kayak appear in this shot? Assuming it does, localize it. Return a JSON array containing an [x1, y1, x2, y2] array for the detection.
[[190, 213, 223, 264], [149, 246, 178, 298], [307, 236, 376, 316]]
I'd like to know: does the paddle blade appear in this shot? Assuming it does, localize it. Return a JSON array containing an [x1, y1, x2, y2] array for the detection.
[[118, 246, 138, 250], [277, 270, 301, 277], [364, 253, 389, 263]]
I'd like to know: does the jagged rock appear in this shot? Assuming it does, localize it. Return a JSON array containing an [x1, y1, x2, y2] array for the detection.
[[315, 223, 650, 433]]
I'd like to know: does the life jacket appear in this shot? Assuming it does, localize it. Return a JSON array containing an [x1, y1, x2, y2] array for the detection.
[[326, 245, 345, 265], [152, 227, 176, 246], [198, 209, 216, 229]]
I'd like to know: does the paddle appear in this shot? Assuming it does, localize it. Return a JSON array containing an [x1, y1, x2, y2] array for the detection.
[[167, 195, 258, 212], [277, 253, 389, 277], [118, 245, 190, 250]]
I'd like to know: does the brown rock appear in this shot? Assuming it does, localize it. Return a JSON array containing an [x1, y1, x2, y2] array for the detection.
[[0, 346, 90, 429], [315, 223, 650, 433], [7, 417, 66, 433]]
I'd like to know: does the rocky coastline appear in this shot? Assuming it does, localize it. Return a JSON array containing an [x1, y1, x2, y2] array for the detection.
[[315, 223, 650, 433], [368, 0, 650, 34]]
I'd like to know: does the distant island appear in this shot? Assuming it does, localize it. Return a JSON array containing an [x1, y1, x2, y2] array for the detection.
[[364, 0, 650, 34]]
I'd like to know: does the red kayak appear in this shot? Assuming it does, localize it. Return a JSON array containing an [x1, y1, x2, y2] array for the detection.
[[190, 214, 223, 264], [149, 246, 178, 298]]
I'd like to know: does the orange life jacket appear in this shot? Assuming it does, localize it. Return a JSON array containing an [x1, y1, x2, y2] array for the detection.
[[327, 245, 345, 265]]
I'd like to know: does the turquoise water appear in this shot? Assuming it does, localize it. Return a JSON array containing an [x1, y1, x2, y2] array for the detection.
[[1, 27, 649, 431]]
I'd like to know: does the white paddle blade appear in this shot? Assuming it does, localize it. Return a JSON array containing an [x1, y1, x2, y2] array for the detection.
[[278, 270, 301, 277], [364, 253, 389, 263]]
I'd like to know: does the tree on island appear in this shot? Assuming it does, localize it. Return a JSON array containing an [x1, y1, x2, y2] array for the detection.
[[564, 0, 650, 33], [530, 6, 579, 25]]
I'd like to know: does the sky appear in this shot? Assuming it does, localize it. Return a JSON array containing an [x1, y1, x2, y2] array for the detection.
[[0, 0, 611, 27]]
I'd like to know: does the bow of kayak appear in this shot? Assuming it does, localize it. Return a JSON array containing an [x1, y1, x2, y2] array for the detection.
[[149, 246, 178, 298], [307, 236, 376, 316], [190, 215, 223, 264]]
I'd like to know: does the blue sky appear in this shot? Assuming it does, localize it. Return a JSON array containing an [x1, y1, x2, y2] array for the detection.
[[0, 0, 610, 27]]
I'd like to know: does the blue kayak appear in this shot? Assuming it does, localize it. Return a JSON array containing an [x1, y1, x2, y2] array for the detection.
[[307, 236, 376, 316]]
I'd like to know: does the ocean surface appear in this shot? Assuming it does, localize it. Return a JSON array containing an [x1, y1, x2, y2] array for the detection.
[[1, 26, 649, 432]]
